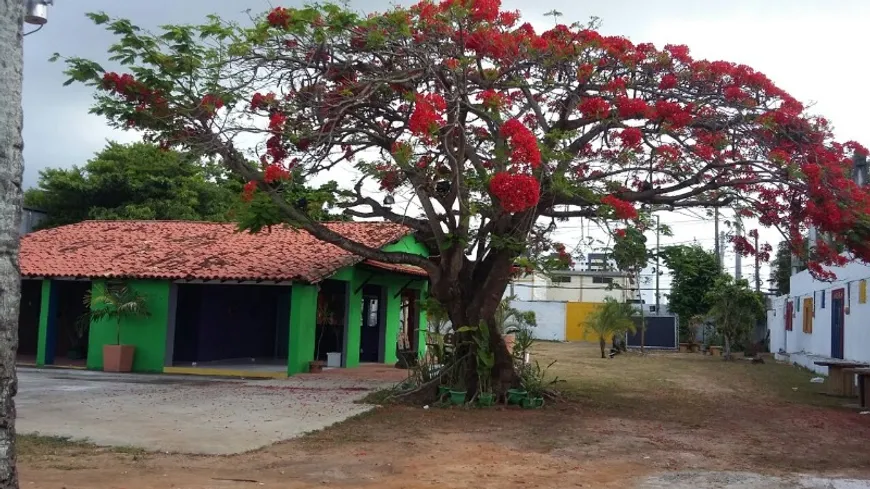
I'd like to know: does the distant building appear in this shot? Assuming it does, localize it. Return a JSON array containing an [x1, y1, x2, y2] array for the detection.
[[19, 207, 47, 235], [508, 269, 639, 303]]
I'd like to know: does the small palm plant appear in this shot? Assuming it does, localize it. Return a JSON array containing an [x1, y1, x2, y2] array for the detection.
[[84, 283, 150, 345], [584, 298, 637, 359], [84, 282, 149, 372]]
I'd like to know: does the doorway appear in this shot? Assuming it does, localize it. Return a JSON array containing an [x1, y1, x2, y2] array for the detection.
[[45, 280, 91, 367], [831, 288, 845, 359], [397, 289, 420, 364], [18, 280, 42, 362], [171, 284, 290, 368], [360, 285, 385, 363]]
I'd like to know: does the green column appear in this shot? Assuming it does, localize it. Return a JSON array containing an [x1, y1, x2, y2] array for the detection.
[[417, 282, 429, 359], [288, 284, 318, 375], [345, 272, 362, 368], [36, 279, 52, 366], [383, 282, 401, 365], [86, 280, 170, 372]]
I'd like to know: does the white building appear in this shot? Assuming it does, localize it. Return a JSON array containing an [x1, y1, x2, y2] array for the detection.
[[768, 259, 870, 373], [508, 269, 640, 303]]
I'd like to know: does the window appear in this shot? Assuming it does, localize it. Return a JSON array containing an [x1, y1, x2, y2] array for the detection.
[[802, 298, 813, 333], [592, 276, 614, 284], [550, 275, 571, 283], [821, 290, 826, 309], [860, 280, 867, 304]]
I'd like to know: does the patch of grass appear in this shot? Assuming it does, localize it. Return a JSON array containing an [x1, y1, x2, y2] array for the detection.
[[17, 434, 146, 461], [357, 387, 397, 405]]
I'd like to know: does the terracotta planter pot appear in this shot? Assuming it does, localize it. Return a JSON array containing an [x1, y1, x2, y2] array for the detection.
[[103, 345, 135, 372], [690, 344, 701, 353], [309, 360, 326, 373], [709, 346, 723, 357], [504, 334, 516, 355], [679, 343, 690, 353]]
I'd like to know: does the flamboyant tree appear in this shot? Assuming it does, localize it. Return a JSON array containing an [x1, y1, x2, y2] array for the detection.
[[60, 1, 870, 394]]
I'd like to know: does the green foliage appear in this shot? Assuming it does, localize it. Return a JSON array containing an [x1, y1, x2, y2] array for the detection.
[[237, 172, 347, 233], [584, 298, 637, 358], [772, 241, 795, 295], [518, 360, 561, 397], [705, 275, 766, 357], [458, 322, 496, 395], [24, 142, 242, 228], [660, 245, 726, 338], [612, 227, 649, 273], [84, 283, 150, 345]]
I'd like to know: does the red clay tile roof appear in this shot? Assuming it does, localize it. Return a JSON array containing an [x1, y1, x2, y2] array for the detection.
[[20, 220, 426, 283]]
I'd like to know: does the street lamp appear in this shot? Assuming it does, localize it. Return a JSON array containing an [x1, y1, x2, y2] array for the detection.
[[24, 0, 53, 26]]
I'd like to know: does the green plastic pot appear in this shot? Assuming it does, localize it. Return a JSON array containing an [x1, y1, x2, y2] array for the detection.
[[437, 385, 450, 398], [507, 388, 528, 405], [521, 396, 544, 409], [449, 390, 467, 405], [477, 392, 495, 407]]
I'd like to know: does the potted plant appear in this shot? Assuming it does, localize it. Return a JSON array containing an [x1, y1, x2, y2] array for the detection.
[[84, 283, 149, 373], [519, 360, 558, 409], [470, 322, 496, 407]]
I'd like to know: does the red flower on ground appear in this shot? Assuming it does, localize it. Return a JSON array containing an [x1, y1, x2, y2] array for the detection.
[[489, 172, 540, 213], [601, 195, 638, 220]]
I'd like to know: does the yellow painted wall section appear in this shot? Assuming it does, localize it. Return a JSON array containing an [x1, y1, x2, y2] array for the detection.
[[565, 302, 606, 342]]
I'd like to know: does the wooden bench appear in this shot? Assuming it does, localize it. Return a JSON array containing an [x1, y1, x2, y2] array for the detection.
[[814, 360, 870, 397], [845, 368, 870, 408]]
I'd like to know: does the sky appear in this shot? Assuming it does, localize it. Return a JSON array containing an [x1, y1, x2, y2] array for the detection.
[[21, 0, 870, 300]]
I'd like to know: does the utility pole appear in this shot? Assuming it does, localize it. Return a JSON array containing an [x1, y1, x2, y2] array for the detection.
[[719, 231, 726, 271], [735, 228, 742, 280], [714, 207, 720, 269], [754, 232, 761, 292], [655, 214, 660, 316]]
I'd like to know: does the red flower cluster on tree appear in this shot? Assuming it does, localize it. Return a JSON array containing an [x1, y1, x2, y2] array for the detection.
[[250, 92, 277, 111], [200, 94, 224, 115], [618, 128, 644, 149], [614, 229, 627, 239], [601, 195, 638, 220], [489, 172, 540, 212], [267, 7, 292, 29], [409, 93, 447, 136], [500, 119, 541, 168], [579, 97, 611, 119]]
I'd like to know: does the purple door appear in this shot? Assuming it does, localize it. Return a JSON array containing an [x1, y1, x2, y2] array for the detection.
[[831, 289, 845, 359]]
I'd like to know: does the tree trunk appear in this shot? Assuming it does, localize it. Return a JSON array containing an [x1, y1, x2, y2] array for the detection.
[[723, 334, 732, 361], [599, 337, 606, 359], [0, 2, 23, 487]]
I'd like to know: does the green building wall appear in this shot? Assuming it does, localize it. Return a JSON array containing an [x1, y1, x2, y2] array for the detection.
[[86, 280, 171, 373], [287, 284, 318, 375]]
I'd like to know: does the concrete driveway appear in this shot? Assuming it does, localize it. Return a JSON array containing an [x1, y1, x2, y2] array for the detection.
[[16, 367, 392, 455]]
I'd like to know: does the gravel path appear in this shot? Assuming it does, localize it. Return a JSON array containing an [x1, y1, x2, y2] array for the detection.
[[16, 368, 393, 454], [639, 472, 870, 488]]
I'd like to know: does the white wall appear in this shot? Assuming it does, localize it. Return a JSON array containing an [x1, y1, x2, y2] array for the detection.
[[545, 275, 630, 303], [510, 300, 566, 341], [769, 259, 870, 364], [508, 273, 548, 301]]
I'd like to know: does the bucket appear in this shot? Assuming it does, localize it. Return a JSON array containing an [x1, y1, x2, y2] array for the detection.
[[326, 352, 342, 368]]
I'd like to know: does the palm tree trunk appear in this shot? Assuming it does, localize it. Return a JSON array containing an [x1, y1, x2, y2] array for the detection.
[[0, 2, 24, 487], [599, 337, 606, 359]]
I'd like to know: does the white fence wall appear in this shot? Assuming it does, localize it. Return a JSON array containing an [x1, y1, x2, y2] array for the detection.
[[510, 300, 566, 341]]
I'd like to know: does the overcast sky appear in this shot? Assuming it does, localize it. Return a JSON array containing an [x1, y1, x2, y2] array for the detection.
[[21, 0, 870, 297]]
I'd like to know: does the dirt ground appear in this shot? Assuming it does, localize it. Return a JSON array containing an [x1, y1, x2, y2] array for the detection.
[[18, 343, 870, 488]]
